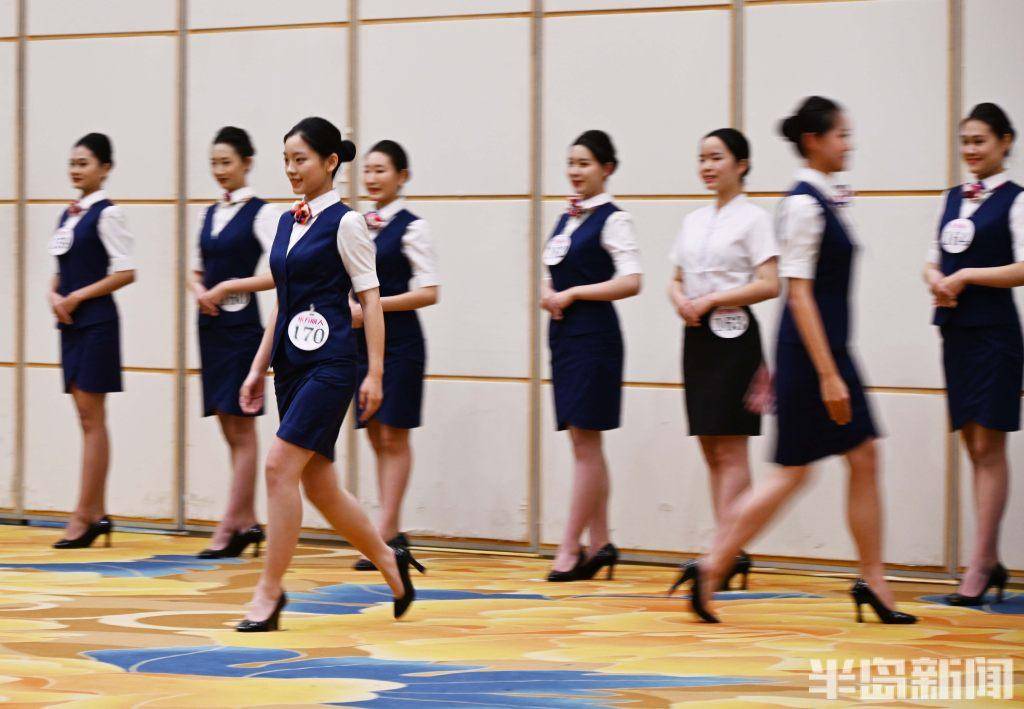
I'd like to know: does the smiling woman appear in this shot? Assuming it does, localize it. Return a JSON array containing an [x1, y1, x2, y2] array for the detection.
[[49, 132, 136, 552]]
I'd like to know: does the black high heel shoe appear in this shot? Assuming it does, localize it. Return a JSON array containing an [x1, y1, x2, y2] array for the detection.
[[575, 543, 619, 581], [53, 516, 113, 549], [236, 592, 287, 632], [850, 579, 917, 624], [198, 524, 265, 559], [668, 561, 720, 623], [354, 533, 409, 571], [393, 547, 426, 619], [720, 551, 752, 591], [945, 563, 1009, 607], [546, 551, 585, 582]]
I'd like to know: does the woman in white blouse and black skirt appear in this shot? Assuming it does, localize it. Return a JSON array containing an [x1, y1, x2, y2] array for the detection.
[[667, 128, 779, 592]]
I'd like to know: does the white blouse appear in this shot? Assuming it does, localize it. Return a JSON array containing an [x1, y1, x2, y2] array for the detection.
[[286, 189, 379, 293], [925, 171, 1024, 264], [669, 194, 777, 299], [371, 198, 440, 290], [544, 192, 643, 278], [54, 189, 135, 273], [777, 168, 855, 280], [193, 186, 282, 272]]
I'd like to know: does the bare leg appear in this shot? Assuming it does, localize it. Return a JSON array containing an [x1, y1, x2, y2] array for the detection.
[[843, 438, 897, 608], [64, 387, 110, 539], [698, 435, 753, 549], [244, 437, 312, 622], [553, 427, 609, 571], [368, 420, 412, 541], [959, 422, 1009, 596], [701, 465, 811, 610], [210, 413, 259, 548], [301, 454, 403, 596]]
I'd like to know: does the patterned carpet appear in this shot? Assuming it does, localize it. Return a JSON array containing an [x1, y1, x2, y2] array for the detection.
[[0, 524, 1020, 707]]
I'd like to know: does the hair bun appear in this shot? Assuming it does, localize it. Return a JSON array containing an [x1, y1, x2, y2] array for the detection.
[[339, 139, 357, 164], [779, 115, 801, 144]]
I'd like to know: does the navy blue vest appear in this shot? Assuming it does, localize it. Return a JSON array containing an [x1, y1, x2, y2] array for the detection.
[[778, 183, 856, 350], [933, 181, 1023, 327], [546, 202, 622, 337], [372, 208, 423, 342], [56, 199, 119, 330], [198, 197, 266, 328], [268, 202, 357, 371]]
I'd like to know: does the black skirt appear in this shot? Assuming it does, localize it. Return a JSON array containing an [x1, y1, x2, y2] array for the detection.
[[942, 323, 1023, 432], [682, 309, 763, 436]]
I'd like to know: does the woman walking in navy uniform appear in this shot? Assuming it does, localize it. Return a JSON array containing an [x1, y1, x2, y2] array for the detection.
[[542, 130, 642, 582], [928, 102, 1021, 606], [667, 128, 779, 591], [680, 98, 915, 625], [236, 117, 422, 632], [350, 140, 440, 570], [48, 133, 135, 549], [189, 126, 280, 559]]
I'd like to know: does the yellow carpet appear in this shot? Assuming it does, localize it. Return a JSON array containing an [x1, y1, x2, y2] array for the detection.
[[0, 525, 1020, 707]]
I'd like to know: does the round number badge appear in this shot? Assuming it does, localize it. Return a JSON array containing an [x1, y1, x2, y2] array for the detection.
[[709, 306, 749, 339], [941, 218, 975, 254], [219, 280, 251, 313], [288, 305, 330, 351], [543, 234, 571, 266], [49, 225, 74, 256]]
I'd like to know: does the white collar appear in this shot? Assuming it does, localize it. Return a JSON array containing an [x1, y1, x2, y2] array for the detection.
[[303, 189, 341, 218], [794, 168, 843, 201], [78, 190, 108, 209], [971, 171, 1009, 192], [579, 192, 613, 210], [224, 186, 255, 204], [375, 197, 406, 221], [711, 192, 748, 216]]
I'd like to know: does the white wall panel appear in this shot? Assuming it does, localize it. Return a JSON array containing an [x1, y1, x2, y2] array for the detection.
[[362, 1, 529, 19], [26, 37, 177, 199], [0, 42, 15, 199], [543, 9, 730, 195], [24, 369, 175, 519], [0, 206, 14, 362], [27, 0, 176, 35], [548, 1, 721, 9], [24, 205, 175, 369], [0, 368, 14, 509], [397, 199, 531, 378], [745, 0, 947, 192], [187, 28, 348, 200], [358, 379, 530, 541], [360, 18, 530, 195], [963, 0, 1024, 186], [189, 0, 347, 29], [0, 0, 16, 37]]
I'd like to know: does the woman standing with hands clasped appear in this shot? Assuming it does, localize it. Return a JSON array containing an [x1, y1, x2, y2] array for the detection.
[[49, 133, 135, 550], [680, 97, 915, 626], [541, 130, 642, 582], [667, 128, 779, 592], [926, 102, 1021, 606], [235, 117, 423, 633], [349, 140, 440, 571], [189, 126, 281, 559]]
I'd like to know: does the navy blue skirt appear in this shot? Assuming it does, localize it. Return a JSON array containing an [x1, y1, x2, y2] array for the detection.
[[550, 329, 624, 432], [274, 360, 356, 461], [355, 333, 426, 430], [941, 324, 1023, 432], [199, 322, 264, 417], [774, 342, 878, 467], [60, 319, 123, 394]]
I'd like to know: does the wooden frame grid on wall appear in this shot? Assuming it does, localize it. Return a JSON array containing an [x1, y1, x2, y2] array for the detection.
[[0, 0, 999, 581]]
